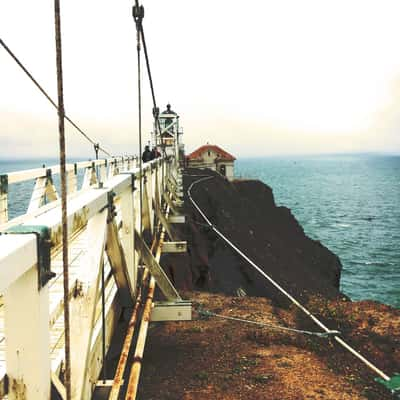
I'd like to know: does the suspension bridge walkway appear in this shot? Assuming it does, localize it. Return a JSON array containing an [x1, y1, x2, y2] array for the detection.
[[0, 155, 191, 399], [1, 0, 399, 398]]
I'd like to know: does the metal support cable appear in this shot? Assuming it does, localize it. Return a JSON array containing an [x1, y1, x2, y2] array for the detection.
[[187, 176, 390, 382], [53, 1, 71, 399], [139, 25, 162, 137], [0, 37, 112, 157], [133, 3, 144, 234], [197, 308, 340, 338], [139, 26, 157, 114]]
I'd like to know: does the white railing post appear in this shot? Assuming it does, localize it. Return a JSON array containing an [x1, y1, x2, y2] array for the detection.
[[28, 176, 48, 213], [4, 251, 51, 399], [99, 162, 107, 184], [119, 184, 136, 292], [67, 164, 78, 194], [0, 175, 8, 224], [82, 163, 98, 190]]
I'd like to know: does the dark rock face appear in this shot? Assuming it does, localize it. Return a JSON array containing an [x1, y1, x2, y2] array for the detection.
[[166, 168, 343, 305]]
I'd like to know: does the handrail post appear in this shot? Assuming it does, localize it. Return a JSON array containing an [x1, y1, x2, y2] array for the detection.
[[0, 175, 8, 224], [4, 238, 51, 399]]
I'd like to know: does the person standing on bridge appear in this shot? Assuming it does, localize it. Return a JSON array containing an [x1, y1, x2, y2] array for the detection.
[[151, 147, 161, 160], [142, 145, 152, 162]]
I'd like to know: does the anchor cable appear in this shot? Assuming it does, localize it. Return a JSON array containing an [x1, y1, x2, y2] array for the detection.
[[187, 176, 390, 382], [0, 37, 112, 157], [53, 1, 71, 399], [197, 308, 340, 338]]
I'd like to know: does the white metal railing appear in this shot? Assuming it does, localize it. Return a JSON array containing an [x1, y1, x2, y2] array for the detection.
[[0, 155, 178, 399], [0, 156, 138, 225]]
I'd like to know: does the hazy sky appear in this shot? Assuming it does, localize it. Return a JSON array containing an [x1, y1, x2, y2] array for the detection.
[[1, 0, 400, 159]]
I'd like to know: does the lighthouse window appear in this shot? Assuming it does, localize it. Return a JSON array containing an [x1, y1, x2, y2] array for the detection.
[[208, 151, 210, 156]]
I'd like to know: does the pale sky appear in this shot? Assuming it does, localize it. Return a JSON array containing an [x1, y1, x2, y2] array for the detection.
[[1, 0, 400, 159]]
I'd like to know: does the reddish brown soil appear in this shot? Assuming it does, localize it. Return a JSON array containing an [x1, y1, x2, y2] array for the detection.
[[137, 292, 400, 400], [98, 168, 399, 400], [139, 169, 399, 399]]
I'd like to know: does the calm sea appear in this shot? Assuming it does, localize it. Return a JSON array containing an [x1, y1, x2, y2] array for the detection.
[[0, 158, 86, 220], [236, 154, 400, 308], [1, 155, 399, 308]]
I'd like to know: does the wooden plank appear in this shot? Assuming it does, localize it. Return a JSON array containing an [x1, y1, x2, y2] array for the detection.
[[141, 174, 152, 233], [27, 176, 48, 212], [168, 215, 185, 224], [134, 230, 180, 301], [118, 189, 136, 292], [67, 170, 77, 194], [151, 301, 192, 322], [106, 221, 134, 307], [85, 285, 121, 398], [153, 198, 176, 241], [45, 180, 59, 203], [162, 192, 181, 215], [162, 241, 187, 253], [82, 167, 93, 190], [51, 372, 66, 400], [71, 209, 108, 400]]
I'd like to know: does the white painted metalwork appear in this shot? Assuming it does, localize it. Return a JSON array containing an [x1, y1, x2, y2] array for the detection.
[[0, 155, 183, 399], [0, 157, 137, 225]]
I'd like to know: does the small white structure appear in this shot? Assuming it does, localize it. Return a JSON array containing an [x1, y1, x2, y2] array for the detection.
[[154, 104, 184, 164], [186, 144, 236, 180]]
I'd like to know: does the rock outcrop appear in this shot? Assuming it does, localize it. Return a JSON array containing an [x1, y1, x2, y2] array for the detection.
[[165, 168, 343, 305]]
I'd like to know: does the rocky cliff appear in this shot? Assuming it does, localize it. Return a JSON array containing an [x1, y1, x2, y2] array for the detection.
[[100, 167, 399, 400], [163, 168, 343, 305]]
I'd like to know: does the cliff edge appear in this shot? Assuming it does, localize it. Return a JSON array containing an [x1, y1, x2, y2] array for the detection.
[[163, 168, 342, 304], [137, 168, 399, 400]]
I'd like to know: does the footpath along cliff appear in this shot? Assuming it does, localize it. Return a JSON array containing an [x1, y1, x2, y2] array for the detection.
[[138, 168, 400, 400]]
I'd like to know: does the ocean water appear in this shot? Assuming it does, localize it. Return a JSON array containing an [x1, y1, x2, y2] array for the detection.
[[0, 158, 86, 220], [236, 154, 400, 308], [1, 155, 399, 308]]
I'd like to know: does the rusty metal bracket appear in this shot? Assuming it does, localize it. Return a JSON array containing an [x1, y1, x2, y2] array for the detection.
[[107, 191, 117, 223], [5, 225, 56, 288], [0, 174, 8, 195], [45, 168, 53, 183], [120, 171, 137, 192]]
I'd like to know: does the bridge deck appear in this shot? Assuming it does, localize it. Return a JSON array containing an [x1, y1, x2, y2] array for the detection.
[[0, 226, 117, 387]]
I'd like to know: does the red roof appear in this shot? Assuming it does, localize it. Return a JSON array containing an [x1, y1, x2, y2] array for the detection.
[[186, 144, 236, 161]]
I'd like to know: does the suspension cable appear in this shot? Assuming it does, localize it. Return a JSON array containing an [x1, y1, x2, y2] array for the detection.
[[187, 176, 391, 382], [133, 2, 144, 234], [0, 37, 112, 157], [53, 1, 71, 399], [139, 25, 162, 138]]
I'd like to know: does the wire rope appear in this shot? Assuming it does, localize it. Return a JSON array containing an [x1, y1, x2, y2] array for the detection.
[[53, 1, 71, 399], [0, 37, 112, 157], [187, 175, 390, 381]]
